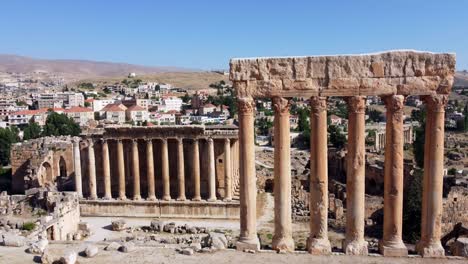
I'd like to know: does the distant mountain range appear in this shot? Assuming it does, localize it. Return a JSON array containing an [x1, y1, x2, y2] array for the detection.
[[455, 71, 468, 87], [0, 54, 197, 78]]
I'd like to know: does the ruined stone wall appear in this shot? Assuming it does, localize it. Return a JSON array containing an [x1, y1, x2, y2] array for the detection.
[[10, 136, 77, 194], [442, 187, 468, 234], [44, 191, 80, 240]]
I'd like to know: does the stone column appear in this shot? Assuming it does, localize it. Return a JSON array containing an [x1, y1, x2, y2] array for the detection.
[[307, 96, 331, 254], [343, 96, 368, 255], [146, 139, 156, 201], [191, 139, 201, 201], [102, 139, 112, 199], [207, 138, 217, 202], [117, 139, 126, 200], [416, 95, 447, 257], [224, 138, 233, 201], [379, 95, 407, 256], [73, 139, 83, 198], [88, 139, 97, 200], [161, 138, 171, 201], [131, 139, 141, 200], [236, 97, 260, 251], [271, 96, 294, 252], [176, 138, 186, 201]]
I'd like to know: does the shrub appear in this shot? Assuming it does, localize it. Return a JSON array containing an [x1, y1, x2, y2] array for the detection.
[[22, 222, 36, 231]]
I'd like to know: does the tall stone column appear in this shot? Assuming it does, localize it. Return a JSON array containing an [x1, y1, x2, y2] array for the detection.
[[191, 139, 201, 201], [271, 96, 294, 252], [87, 139, 97, 200], [161, 138, 171, 201], [117, 139, 127, 200], [343, 96, 368, 255], [73, 139, 83, 198], [176, 138, 186, 201], [236, 97, 260, 251], [102, 139, 112, 199], [146, 139, 156, 201], [379, 95, 407, 256], [224, 138, 232, 201], [131, 139, 141, 200], [307, 96, 331, 254], [207, 138, 217, 202], [416, 95, 447, 257]]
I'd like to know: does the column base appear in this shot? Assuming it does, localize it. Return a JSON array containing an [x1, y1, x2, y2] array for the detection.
[[379, 240, 408, 257], [207, 198, 217, 202], [118, 196, 127, 201], [306, 237, 331, 255], [147, 196, 157, 201], [236, 237, 260, 252], [102, 196, 113, 200], [192, 197, 202, 202], [272, 236, 295, 252], [133, 195, 142, 201], [89, 195, 98, 200], [416, 240, 445, 257], [162, 196, 172, 201], [223, 198, 232, 202], [342, 239, 368, 255], [176, 197, 187, 201]]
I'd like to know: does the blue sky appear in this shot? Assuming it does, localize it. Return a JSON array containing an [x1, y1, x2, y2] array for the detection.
[[1, 1, 467, 70]]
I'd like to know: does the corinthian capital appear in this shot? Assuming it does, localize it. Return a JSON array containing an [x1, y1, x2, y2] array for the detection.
[[272, 97, 290, 115], [382, 95, 405, 113], [309, 96, 327, 113], [346, 96, 366, 114], [238, 97, 255, 115], [422, 94, 448, 113]]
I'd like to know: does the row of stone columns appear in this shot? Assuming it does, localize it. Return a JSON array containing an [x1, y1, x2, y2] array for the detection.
[[76, 138, 235, 202], [236, 94, 447, 257]]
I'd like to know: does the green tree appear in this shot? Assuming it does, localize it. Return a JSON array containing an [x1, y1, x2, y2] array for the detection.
[[23, 121, 42, 140], [402, 170, 423, 243], [42, 112, 81, 137], [256, 118, 273, 136], [296, 107, 310, 133], [367, 109, 384, 123], [412, 108, 426, 168], [0, 127, 19, 165], [329, 125, 346, 149]]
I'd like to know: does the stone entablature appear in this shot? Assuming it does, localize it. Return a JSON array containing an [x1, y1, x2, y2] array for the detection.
[[230, 50, 455, 98], [230, 51, 456, 257]]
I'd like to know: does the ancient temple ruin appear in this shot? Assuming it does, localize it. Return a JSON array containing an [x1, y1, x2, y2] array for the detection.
[[230, 50, 456, 257]]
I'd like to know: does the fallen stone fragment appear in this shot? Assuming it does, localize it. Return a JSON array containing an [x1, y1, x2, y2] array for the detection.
[[112, 219, 126, 231], [59, 250, 77, 264], [104, 241, 121, 251], [450, 238, 468, 257], [2, 233, 25, 247], [119, 241, 135, 253], [27, 239, 48, 254], [84, 244, 99, 257], [181, 248, 194, 255], [41, 249, 55, 264]]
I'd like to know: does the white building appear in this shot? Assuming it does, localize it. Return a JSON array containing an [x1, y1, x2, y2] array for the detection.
[[101, 103, 127, 124], [126, 105, 149, 123], [64, 106, 94, 126], [92, 99, 116, 112], [159, 97, 183, 112]]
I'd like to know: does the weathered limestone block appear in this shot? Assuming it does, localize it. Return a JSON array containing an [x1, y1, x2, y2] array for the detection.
[[27, 239, 48, 254], [450, 238, 468, 257], [203, 232, 228, 250], [60, 250, 77, 264], [119, 242, 135, 253], [230, 50, 456, 98], [2, 233, 25, 247], [111, 219, 126, 231], [84, 244, 99, 258], [150, 220, 166, 232], [104, 242, 121, 251]]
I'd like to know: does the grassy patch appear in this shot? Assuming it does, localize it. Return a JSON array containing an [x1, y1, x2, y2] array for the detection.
[[22, 222, 36, 231]]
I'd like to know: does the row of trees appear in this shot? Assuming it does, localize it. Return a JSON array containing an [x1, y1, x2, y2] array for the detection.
[[23, 112, 81, 141]]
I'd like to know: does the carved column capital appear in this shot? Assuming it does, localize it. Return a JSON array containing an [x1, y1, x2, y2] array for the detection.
[[422, 94, 448, 113], [309, 96, 327, 113], [382, 95, 405, 113], [346, 96, 366, 114], [224, 138, 230, 144], [238, 97, 255, 115], [176, 137, 183, 144], [207, 137, 214, 144], [272, 97, 291, 115]]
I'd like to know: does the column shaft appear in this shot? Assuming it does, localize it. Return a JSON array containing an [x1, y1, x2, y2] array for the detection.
[[207, 138, 217, 201], [161, 138, 171, 201], [272, 97, 294, 252], [224, 138, 233, 201], [343, 96, 368, 255], [146, 139, 156, 200], [88, 139, 97, 200], [177, 138, 186, 201], [379, 95, 407, 256], [307, 96, 331, 254], [117, 140, 126, 200], [73, 140, 83, 198], [102, 140, 112, 199], [192, 139, 201, 201], [132, 140, 141, 200], [235, 97, 260, 251], [416, 95, 447, 257]]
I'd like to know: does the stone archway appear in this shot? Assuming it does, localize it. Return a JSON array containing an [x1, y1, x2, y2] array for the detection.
[[59, 156, 67, 178], [39, 162, 53, 186]]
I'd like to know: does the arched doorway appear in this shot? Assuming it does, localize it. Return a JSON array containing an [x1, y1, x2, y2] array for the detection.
[[59, 156, 67, 178]]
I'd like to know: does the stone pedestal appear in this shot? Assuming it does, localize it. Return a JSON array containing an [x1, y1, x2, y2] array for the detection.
[[88, 139, 97, 200], [416, 95, 447, 257], [161, 139, 171, 201], [177, 138, 186, 201], [207, 138, 217, 202], [132, 140, 141, 200], [102, 140, 112, 200], [191, 139, 201, 201], [73, 140, 83, 198], [224, 138, 232, 201], [343, 96, 368, 255], [117, 140, 127, 200], [146, 139, 157, 201], [272, 97, 294, 252], [235, 97, 260, 251], [379, 95, 407, 256], [307, 96, 331, 254]]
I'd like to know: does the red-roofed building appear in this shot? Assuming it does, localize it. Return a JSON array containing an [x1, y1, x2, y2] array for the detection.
[[8, 108, 64, 126], [199, 103, 217, 115], [64, 106, 94, 125], [101, 103, 127, 124], [126, 105, 148, 123]]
